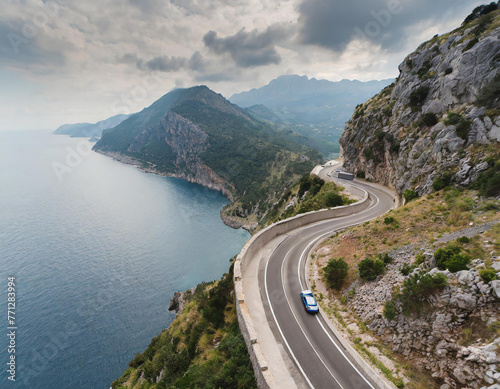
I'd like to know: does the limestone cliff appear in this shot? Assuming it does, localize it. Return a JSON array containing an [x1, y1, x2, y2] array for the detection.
[[340, 7, 500, 196], [96, 111, 235, 199]]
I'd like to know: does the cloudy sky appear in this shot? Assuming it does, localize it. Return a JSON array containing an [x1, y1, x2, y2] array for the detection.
[[0, 0, 484, 130]]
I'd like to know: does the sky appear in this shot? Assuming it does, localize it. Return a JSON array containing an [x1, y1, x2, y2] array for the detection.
[[0, 0, 485, 131]]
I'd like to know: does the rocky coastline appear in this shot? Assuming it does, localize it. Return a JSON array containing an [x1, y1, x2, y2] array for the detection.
[[93, 149, 255, 231]]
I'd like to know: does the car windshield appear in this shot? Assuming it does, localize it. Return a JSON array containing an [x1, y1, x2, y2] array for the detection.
[[305, 296, 316, 306]]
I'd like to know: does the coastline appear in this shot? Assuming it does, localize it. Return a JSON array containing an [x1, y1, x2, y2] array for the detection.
[[93, 149, 254, 231]]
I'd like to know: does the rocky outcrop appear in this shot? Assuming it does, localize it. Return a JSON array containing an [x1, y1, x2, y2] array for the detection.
[[345, 224, 500, 388], [94, 149, 234, 200], [168, 287, 196, 316], [97, 111, 235, 199], [340, 10, 500, 196]]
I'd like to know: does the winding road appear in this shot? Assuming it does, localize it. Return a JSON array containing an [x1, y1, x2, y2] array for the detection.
[[256, 167, 396, 388]]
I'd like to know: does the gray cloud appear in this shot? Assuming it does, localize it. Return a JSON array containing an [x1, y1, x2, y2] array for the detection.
[[188, 51, 207, 72], [297, 0, 481, 51], [203, 24, 290, 68], [145, 56, 187, 72], [119, 53, 187, 72]]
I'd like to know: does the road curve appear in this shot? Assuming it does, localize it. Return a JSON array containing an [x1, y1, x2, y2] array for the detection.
[[259, 172, 395, 388]]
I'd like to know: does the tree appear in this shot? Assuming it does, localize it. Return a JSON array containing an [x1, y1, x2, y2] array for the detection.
[[323, 258, 349, 290]]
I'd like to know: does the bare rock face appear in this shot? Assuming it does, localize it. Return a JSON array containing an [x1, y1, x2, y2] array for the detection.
[[345, 239, 500, 388], [340, 14, 500, 196], [168, 287, 196, 316]]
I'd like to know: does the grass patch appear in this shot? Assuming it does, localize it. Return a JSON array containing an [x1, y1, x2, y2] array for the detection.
[[354, 343, 405, 388]]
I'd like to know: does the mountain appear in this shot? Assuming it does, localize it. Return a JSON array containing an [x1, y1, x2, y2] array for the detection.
[[244, 104, 285, 124], [54, 114, 131, 138], [230, 75, 393, 157], [340, 7, 500, 198], [54, 122, 92, 135], [93, 85, 322, 229]]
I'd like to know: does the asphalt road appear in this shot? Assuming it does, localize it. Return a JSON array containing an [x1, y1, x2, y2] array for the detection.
[[259, 174, 395, 389]]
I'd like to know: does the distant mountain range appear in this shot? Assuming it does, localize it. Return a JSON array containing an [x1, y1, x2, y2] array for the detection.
[[230, 75, 393, 157], [54, 114, 131, 138], [93, 85, 322, 229]]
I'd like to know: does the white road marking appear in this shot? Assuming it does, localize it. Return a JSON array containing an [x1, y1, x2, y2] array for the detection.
[[264, 256, 316, 389], [280, 247, 344, 389], [264, 183, 390, 389]]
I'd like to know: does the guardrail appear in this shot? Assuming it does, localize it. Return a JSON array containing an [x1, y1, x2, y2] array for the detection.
[[234, 185, 370, 388]]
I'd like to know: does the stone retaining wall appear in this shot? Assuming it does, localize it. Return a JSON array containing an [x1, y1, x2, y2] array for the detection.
[[234, 186, 369, 388]]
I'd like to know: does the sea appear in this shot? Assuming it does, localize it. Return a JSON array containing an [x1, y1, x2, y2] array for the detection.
[[0, 130, 250, 388]]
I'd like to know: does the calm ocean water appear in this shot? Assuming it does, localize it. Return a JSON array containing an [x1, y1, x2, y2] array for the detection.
[[0, 131, 250, 388]]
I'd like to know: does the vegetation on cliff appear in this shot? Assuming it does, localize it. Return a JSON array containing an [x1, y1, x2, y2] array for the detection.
[[310, 186, 499, 388], [263, 174, 355, 225], [112, 265, 256, 389], [340, 6, 500, 197], [94, 86, 322, 229]]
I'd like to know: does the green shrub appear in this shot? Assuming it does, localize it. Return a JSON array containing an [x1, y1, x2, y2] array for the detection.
[[358, 258, 386, 281], [379, 253, 394, 264], [456, 119, 472, 140], [403, 189, 418, 202], [384, 300, 398, 321], [384, 216, 396, 225], [445, 253, 471, 272], [325, 192, 344, 207], [409, 86, 430, 109], [417, 59, 432, 79], [356, 171, 366, 179], [456, 236, 471, 244], [129, 353, 146, 368], [415, 253, 426, 265], [398, 273, 448, 315], [323, 258, 349, 290], [382, 107, 392, 117], [417, 113, 438, 127], [464, 3, 499, 24], [444, 67, 453, 75], [464, 37, 479, 51], [201, 272, 234, 328], [401, 263, 414, 276], [480, 269, 498, 283], [434, 245, 461, 270], [445, 112, 462, 125], [298, 175, 325, 198], [474, 155, 500, 197], [433, 172, 453, 191]]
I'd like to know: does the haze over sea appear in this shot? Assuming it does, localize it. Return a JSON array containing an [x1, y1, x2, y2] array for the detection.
[[0, 131, 250, 388]]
